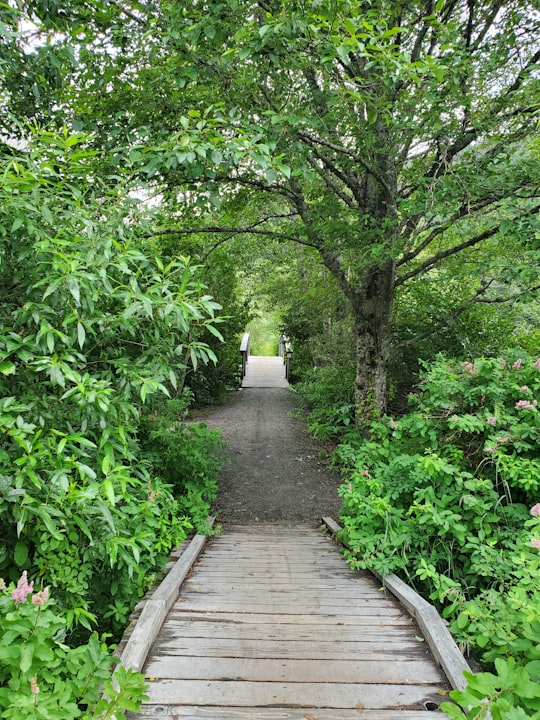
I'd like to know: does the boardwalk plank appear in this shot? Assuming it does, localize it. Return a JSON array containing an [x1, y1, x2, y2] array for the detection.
[[174, 598, 406, 615], [131, 707, 448, 719], [144, 679, 448, 708], [144, 656, 445, 684], [127, 526, 456, 719], [166, 610, 412, 625], [158, 616, 422, 647], [150, 638, 430, 661]]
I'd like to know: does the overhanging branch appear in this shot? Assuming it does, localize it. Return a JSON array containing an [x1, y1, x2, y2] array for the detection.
[[396, 203, 540, 286]]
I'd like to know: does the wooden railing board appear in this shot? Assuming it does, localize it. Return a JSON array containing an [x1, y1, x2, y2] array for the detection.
[[322, 516, 471, 693]]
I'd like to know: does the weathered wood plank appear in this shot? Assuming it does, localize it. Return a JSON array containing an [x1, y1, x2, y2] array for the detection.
[[143, 656, 447, 684], [166, 610, 412, 625], [322, 517, 471, 692], [177, 591, 401, 607], [150, 638, 430, 661], [173, 598, 406, 615], [158, 619, 416, 638], [129, 706, 449, 719], [143, 679, 448, 709], [182, 582, 386, 595]]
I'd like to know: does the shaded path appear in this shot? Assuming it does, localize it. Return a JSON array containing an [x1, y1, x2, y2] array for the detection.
[[203, 388, 342, 524]]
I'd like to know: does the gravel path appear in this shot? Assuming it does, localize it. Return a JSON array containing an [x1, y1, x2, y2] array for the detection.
[[202, 388, 343, 526]]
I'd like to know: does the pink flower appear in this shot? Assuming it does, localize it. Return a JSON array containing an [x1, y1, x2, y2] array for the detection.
[[531, 538, 540, 550], [32, 588, 49, 606], [515, 400, 534, 410], [0, 578, 6, 591], [12, 571, 34, 604], [512, 359, 523, 369], [520, 386, 529, 392], [500, 358, 507, 367], [535, 358, 540, 370], [531, 504, 540, 517], [487, 416, 497, 426], [389, 418, 399, 430], [461, 362, 477, 375], [485, 446, 496, 455], [30, 677, 39, 695]]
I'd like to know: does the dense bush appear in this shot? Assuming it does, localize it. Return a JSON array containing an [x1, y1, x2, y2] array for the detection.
[[294, 363, 356, 440], [139, 397, 225, 530], [0, 129, 226, 681], [335, 352, 540, 716]]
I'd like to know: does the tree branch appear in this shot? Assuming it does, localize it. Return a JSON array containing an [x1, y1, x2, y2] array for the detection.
[[142, 213, 318, 250], [298, 131, 393, 198], [396, 203, 540, 286]]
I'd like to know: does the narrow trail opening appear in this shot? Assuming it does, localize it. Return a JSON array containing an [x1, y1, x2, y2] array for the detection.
[[203, 384, 343, 525]]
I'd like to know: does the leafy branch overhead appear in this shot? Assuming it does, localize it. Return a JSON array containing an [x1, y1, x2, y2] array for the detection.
[[62, 0, 539, 419]]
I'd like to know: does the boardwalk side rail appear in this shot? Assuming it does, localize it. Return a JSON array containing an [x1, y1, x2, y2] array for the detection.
[[118, 518, 215, 673], [278, 334, 292, 381], [239, 332, 250, 380], [322, 516, 472, 695]]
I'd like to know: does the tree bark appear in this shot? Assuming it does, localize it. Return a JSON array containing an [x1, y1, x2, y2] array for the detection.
[[351, 259, 396, 429]]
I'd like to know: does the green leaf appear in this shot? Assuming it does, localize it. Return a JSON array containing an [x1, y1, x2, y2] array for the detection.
[[20, 644, 34, 673], [14, 540, 29, 567], [103, 478, 116, 505], [77, 321, 86, 349], [0, 360, 16, 375], [343, 18, 356, 35]]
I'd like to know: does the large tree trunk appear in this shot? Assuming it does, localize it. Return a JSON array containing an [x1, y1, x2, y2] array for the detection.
[[351, 260, 395, 428]]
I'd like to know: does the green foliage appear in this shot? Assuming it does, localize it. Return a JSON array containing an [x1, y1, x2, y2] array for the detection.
[[246, 311, 281, 356], [337, 352, 540, 678], [441, 658, 540, 720], [0, 130, 224, 639], [0, 573, 147, 719], [139, 397, 225, 530], [295, 364, 356, 441]]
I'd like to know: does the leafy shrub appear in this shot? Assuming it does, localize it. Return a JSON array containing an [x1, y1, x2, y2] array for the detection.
[[0, 573, 147, 719], [294, 363, 356, 440], [139, 398, 225, 530], [336, 351, 540, 707], [442, 657, 540, 720], [0, 131, 224, 641]]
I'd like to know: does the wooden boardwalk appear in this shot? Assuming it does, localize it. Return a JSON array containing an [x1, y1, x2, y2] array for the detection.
[[127, 525, 452, 719], [242, 356, 288, 388]]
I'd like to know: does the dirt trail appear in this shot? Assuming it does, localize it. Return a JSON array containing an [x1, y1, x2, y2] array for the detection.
[[202, 388, 343, 526]]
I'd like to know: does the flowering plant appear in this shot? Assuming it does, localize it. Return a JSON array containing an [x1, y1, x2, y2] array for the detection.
[[0, 572, 147, 720], [336, 350, 540, 717]]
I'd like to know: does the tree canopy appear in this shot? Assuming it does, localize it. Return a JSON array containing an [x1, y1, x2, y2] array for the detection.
[[2, 0, 540, 419]]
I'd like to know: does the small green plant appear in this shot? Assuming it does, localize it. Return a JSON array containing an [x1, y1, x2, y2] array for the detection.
[[139, 398, 225, 529], [295, 363, 356, 439], [441, 658, 540, 720], [0, 572, 148, 719]]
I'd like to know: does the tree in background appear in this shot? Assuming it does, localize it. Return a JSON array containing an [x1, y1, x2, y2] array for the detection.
[[56, 0, 539, 424], [3, 1, 539, 424]]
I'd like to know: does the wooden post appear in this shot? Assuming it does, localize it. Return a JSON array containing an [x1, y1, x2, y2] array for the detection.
[[239, 333, 250, 380]]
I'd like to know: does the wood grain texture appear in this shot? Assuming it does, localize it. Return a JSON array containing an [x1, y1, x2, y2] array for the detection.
[[322, 517, 472, 692], [143, 679, 448, 708], [130, 707, 449, 720], [119, 519, 214, 672], [127, 525, 451, 719]]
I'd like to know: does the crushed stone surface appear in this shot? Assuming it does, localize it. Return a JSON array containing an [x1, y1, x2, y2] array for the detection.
[[201, 388, 343, 527]]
